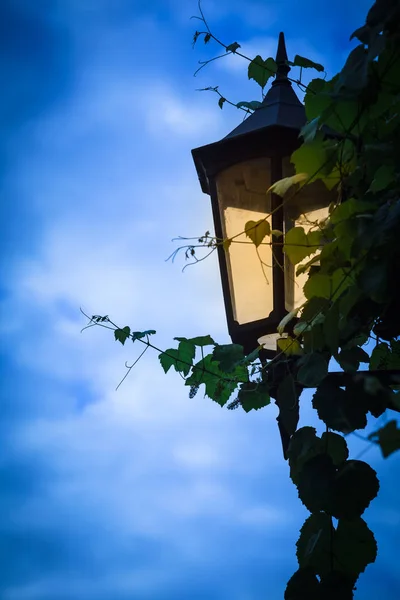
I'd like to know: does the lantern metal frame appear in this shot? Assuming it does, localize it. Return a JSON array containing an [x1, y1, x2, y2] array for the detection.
[[192, 33, 312, 355]]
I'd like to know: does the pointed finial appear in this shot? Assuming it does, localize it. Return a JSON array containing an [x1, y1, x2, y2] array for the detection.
[[272, 31, 291, 86]]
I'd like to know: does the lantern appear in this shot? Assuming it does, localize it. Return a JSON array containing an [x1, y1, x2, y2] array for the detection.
[[192, 33, 331, 356]]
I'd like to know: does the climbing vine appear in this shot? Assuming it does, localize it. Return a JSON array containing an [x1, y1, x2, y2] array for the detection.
[[86, 0, 400, 597]]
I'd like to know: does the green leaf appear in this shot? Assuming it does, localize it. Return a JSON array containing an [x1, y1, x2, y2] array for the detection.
[[187, 335, 215, 347], [338, 44, 368, 90], [334, 518, 377, 578], [248, 55, 277, 88], [268, 173, 308, 197], [159, 349, 181, 374], [292, 54, 324, 72], [284, 227, 321, 265], [297, 353, 329, 387], [236, 100, 262, 111], [218, 97, 226, 109], [299, 118, 320, 144], [278, 310, 299, 335], [304, 274, 331, 300], [330, 460, 380, 519], [370, 343, 391, 370], [329, 198, 375, 224], [296, 254, 321, 277], [159, 339, 195, 376], [369, 420, 400, 458], [114, 326, 131, 345], [291, 135, 337, 185], [369, 164, 395, 192], [131, 329, 156, 341], [185, 354, 247, 406], [238, 381, 270, 412], [321, 432, 349, 466], [312, 380, 368, 433], [212, 343, 244, 372], [226, 41, 240, 53], [285, 568, 320, 600], [244, 219, 271, 247], [296, 512, 333, 576], [277, 336, 303, 356]]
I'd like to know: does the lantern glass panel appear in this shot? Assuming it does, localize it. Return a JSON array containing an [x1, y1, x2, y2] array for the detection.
[[215, 157, 273, 325], [282, 157, 331, 312]]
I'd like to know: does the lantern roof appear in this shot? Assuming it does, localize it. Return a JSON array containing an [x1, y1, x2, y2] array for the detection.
[[192, 32, 306, 194], [224, 32, 305, 140]]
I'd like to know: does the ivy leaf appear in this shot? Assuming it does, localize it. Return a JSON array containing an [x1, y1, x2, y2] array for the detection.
[[296, 253, 321, 277], [236, 100, 262, 111], [338, 44, 368, 90], [159, 339, 195, 376], [268, 173, 308, 197], [226, 41, 240, 53], [114, 326, 131, 345], [370, 343, 390, 370], [304, 274, 332, 300], [185, 355, 247, 406], [369, 164, 395, 192], [287, 427, 323, 485], [299, 118, 320, 144], [369, 420, 400, 458], [329, 198, 375, 224], [312, 380, 368, 433], [291, 134, 340, 188], [337, 346, 370, 373], [284, 227, 321, 265], [248, 55, 277, 88], [330, 460, 380, 519], [321, 432, 349, 467], [296, 512, 333, 576], [297, 353, 328, 387], [334, 518, 377, 578], [131, 329, 156, 342], [277, 336, 303, 356], [218, 97, 226, 109], [238, 381, 270, 412], [292, 54, 324, 72], [245, 219, 271, 247], [212, 343, 244, 372], [276, 374, 301, 456], [284, 567, 320, 600], [278, 309, 299, 335], [187, 335, 215, 347], [297, 454, 336, 513]]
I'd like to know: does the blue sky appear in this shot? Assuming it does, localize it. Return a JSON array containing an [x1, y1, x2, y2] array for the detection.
[[1, 1, 399, 598]]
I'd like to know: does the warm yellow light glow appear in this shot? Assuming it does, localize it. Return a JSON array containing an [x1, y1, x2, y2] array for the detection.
[[216, 158, 273, 325]]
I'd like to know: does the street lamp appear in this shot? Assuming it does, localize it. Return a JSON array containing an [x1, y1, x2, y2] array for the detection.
[[192, 33, 332, 356]]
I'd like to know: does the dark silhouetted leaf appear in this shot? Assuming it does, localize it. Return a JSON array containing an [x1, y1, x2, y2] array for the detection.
[[285, 567, 320, 600], [114, 326, 131, 345], [297, 353, 328, 387], [212, 343, 244, 372], [238, 381, 270, 412], [248, 55, 277, 88], [296, 512, 332, 576], [369, 420, 400, 458], [334, 518, 377, 578], [330, 460, 379, 519]]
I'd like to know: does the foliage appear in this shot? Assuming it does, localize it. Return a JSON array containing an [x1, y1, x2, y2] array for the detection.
[[88, 0, 400, 597]]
